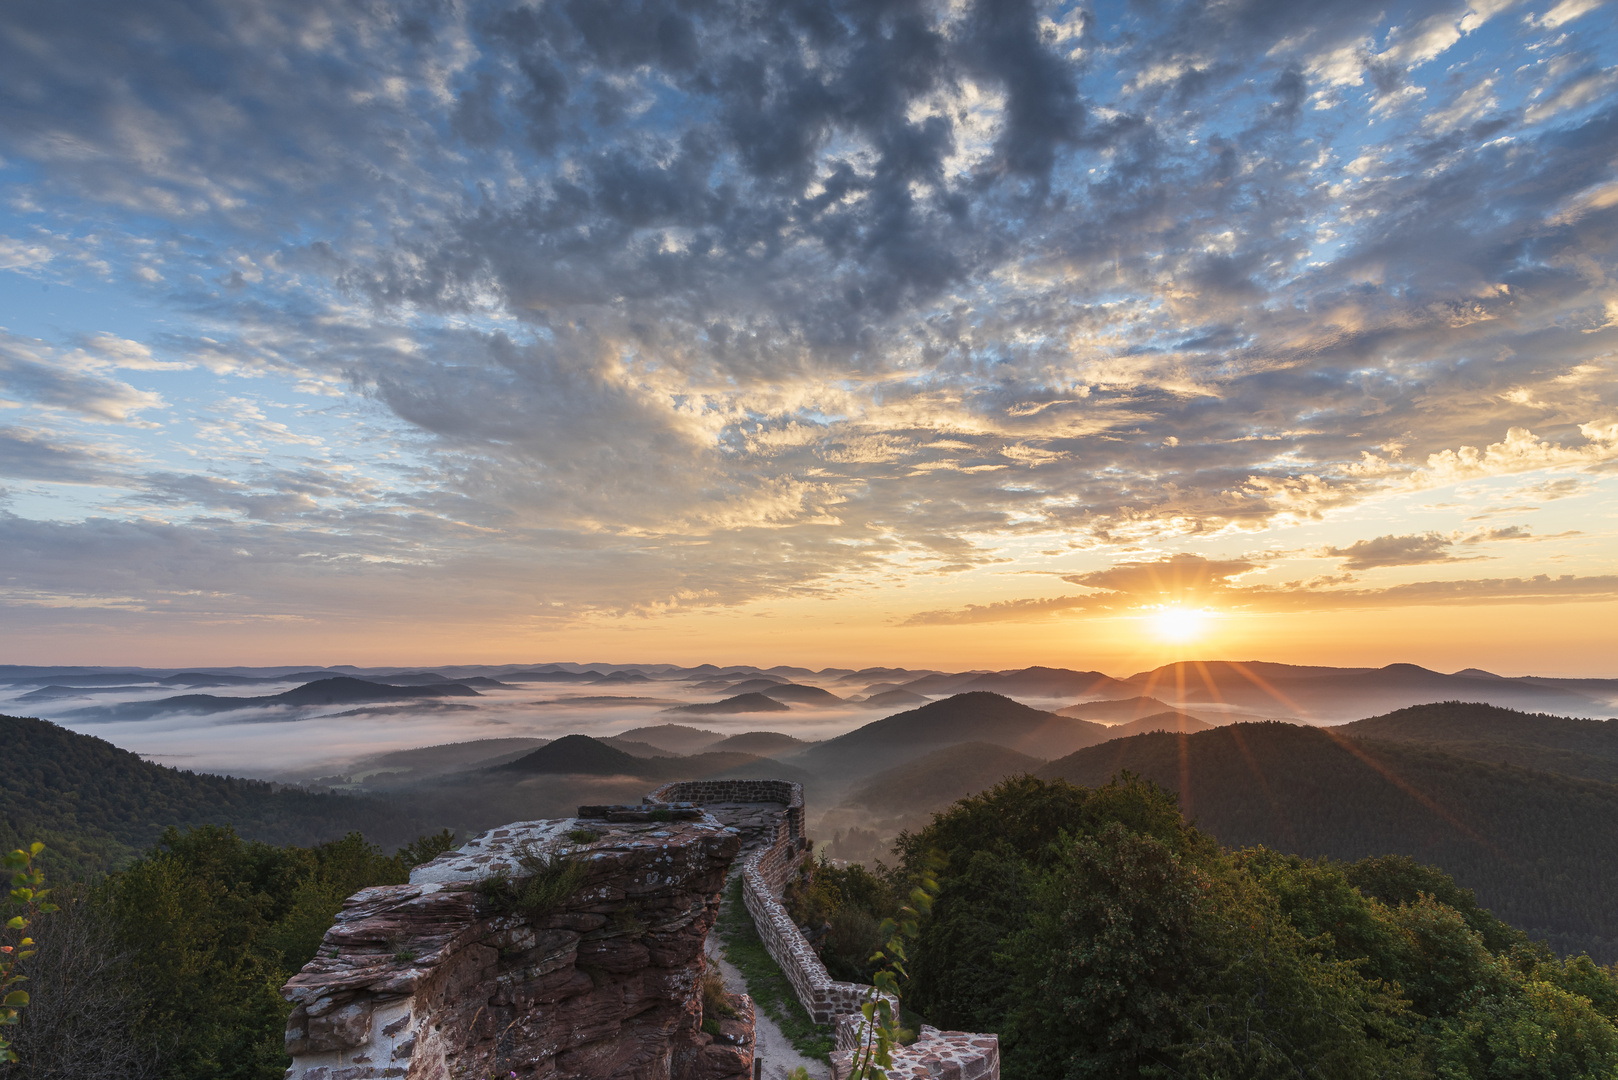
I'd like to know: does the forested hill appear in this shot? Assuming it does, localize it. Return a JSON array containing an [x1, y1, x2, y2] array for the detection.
[[1040, 721, 1618, 960], [1334, 700, 1618, 784], [0, 712, 443, 878]]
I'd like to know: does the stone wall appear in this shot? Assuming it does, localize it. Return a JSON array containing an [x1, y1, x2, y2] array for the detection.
[[829, 1016, 1001, 1080], [645, 780, 804, 842], [653, 782, 1000, 1080], [281, 817, 751, 1080], [739, 833, 871, 1024], [649, 781, 862, 1021]]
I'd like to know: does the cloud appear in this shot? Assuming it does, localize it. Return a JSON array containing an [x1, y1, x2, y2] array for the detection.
[[0, 0, 1615, 632], [1323, 532, 1465, 569], [1525, 0, 1606, 29], [1062, 553, 1264, 600], [0, 427, 135, 486], [0, 331, 166, 423], [906, 556, 1618, 625]]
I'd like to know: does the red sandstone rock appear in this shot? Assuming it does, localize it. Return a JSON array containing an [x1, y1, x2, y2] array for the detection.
[[282, 817, 745, 1080]]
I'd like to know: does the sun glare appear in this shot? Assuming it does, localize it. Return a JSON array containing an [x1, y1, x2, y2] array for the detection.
[[1151, 606, 1207, 644]]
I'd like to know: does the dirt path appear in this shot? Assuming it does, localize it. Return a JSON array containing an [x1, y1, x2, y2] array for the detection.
[[696, 800, 832, 1080], [710, 937, 830, 1080]]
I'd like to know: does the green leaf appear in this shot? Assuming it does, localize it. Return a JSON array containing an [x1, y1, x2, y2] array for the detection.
[[2, 992, 27, 1008]]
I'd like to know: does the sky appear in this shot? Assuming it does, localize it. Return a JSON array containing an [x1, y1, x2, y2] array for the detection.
[[0, 0, 1615, 674]]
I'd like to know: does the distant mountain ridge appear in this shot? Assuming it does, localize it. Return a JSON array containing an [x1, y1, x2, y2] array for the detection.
[[663, 693, 791, 715], [1119, 661, 1612, 720], [790, 692, 1113, 795], [61, 676, 481, 720]]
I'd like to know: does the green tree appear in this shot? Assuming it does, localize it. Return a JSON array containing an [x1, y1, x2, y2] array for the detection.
[[99, 825, 434, 1080]]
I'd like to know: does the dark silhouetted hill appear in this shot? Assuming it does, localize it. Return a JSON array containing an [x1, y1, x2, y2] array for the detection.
[[1121, 661, 1605, 720], [499, 734, 661, 776], [1039, 721, 1618, 960], [158, 672, 269, 687], [861, 689, 929, 708], [708, 677, 787, 694], [325, 737, 549, 786], [761, 683, 844, 705], [709, 731, 807, 756], [2, 673, 161, 687], [792, 693, 1111, 795], [18, 684, 151, 702], [664, 693, 791, 715], [613, 724, 724, 754], [499, 669, 606, 682], [0, 713, 441, 878], [896, 672, 985, 695], [271, 677, 480, 706], [1056, 695, 1178, 722], [380, 672, 454, 685], [598, 736, 680, 758], [956, 666, 1137, 699], [1105, 711, 1211, 737], [375, 673, 507, 689], [1334, 701, 1618, 784], [60, 677, 480, 719], [496, 735, 784, 784]]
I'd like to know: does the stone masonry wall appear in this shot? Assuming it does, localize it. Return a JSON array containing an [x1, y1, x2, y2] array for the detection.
[[649, 782, 866, 1021], [281, 816, 751, 1080], [830, 1017, 1000, 1080], [645, 780, 804, 842], [650, 782, 1000, 1080]]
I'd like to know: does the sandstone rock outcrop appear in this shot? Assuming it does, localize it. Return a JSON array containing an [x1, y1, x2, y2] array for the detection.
[[281, 815, 748, 1080]]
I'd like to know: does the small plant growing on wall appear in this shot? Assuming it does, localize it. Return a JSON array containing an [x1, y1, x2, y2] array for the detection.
[[701, 965, 735, 1026]]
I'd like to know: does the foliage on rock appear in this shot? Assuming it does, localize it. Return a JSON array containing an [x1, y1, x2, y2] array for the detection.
[[474, 846, 589, 916]]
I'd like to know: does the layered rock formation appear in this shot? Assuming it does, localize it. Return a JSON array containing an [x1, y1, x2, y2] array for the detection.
[[281, 815, 749, 1080]]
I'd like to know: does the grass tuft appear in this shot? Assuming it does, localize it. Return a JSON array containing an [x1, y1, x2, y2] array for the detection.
[[475, 845, 590, 916]]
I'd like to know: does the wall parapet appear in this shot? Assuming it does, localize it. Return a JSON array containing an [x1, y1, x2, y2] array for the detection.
[[830, 1017, 1000, 1080], [667, 781, 1000, 1079], [645, 780, 804, 842]]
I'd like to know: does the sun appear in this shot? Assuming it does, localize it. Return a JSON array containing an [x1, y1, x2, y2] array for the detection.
[[1151, 606, 1207, 644]]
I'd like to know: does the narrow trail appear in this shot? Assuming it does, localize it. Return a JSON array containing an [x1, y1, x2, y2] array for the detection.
[[698, 799, 832, 1080], [709, 897, 829, 1080]]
